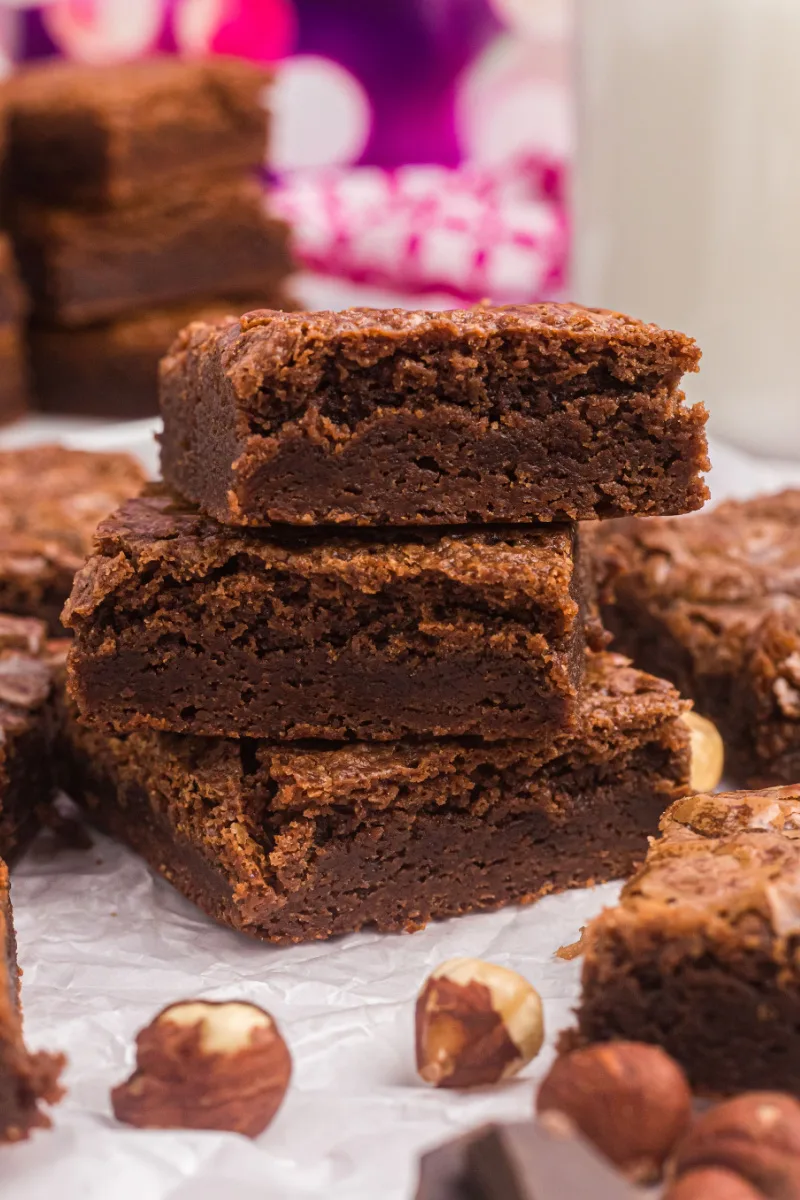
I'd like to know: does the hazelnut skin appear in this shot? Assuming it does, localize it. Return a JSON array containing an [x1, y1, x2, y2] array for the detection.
[[415, 957, 544, 1088], [536, 1041, 693, 1183], [112, 999, 292, 1137], [671, 1093, 800, 1200], [681, 711, 725, 793], [665, 1168, 764, 1200]]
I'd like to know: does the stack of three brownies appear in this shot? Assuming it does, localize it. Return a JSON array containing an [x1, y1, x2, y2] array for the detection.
[[61, 304, 709, 944]]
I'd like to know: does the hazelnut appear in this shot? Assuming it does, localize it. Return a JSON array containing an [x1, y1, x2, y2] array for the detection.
[[681, 711, 725, 793], [415, 957, 544, 1088], [665, 1168, 764, 1200], [536, 1041, 692, 1183], [671, 1093, 800, 1200], [112, 999, 292, 1137]]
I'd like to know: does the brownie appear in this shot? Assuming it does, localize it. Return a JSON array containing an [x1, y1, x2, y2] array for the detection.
[[30, 291, 296, 419], [571, 784, 800, 1096], [158, 303, 708, 528], [0, 445, 146, 633], [55, 652, 691, 944], [11, 179, 293, 326], [0, 233, 27, 325], [5, 56, 271, 210], [0, 615, 57, 862], [592, 491, 800, 786], [63, 487, 593, 741], [0, 325, 28, 426], [0, 857, 64, 1141]]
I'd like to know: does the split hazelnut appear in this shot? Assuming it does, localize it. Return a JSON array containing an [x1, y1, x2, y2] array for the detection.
[[112, 999, 292, 1137], [665, 1168, 764, 1200], [415, 957, 544, 1088], [671, 1092, 800, 1200], [681, 711, 725, 793], [536, 1041, 693, 1183]]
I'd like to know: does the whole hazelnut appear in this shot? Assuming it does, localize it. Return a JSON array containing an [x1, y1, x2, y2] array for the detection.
[[536, 1041, 693, 1183], [671, 1093, 800, 1200], [112, 999, 292, 1137], [415, 957, 544, 1088], [665, 1168, 764, 1200], [681, 711, 725, 793]]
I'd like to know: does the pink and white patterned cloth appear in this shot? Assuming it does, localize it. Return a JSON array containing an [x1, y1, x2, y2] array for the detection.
[[272, 157, 567, 304]]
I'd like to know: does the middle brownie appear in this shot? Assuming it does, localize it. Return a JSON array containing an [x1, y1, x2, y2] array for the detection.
[[63, 487, 591, 741]]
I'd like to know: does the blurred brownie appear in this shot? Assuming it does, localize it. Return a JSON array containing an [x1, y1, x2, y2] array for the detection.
[[0, 857, 64, 1141], [0, 615, 57, 862], [0, 326, 27, 426], [64, 487, 592, 741], [592, 491, 800, 785], [0, 445, 146, 632], [572, 784, 800, 1096], [30, 291, 296, 419], [0, 234, 26, 325], [158, 303, 708, 528], [12, 180, 292, 326], [5, 56, 271, 210], [56, 652, 690, 944]]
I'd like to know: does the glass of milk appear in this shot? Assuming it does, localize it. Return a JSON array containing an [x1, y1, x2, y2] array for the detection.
[[573, 0, 800, 458]]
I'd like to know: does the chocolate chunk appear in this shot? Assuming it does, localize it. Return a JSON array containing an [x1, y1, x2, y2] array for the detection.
[[466, 1118, 639, 1200]]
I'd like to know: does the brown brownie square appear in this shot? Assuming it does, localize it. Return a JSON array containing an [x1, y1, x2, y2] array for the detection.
[[0, 445, 146, 633], [56, 652, 690, 944], [0, 857, 64, 1141], [12, 180, 292, 326], [592, 491, 800, 786], [63, 486, 592, 742], [571, 784, 800, 1097], [158, 303, 708, 528], [5, 56, 271, 209]]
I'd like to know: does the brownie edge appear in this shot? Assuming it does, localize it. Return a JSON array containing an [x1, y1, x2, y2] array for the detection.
[[570, 784, 800, 1096], [158, 302, 708, 527]]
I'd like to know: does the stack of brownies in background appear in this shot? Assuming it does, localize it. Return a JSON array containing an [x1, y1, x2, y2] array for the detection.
[[0, 120, 28, 425], [2, 56, 294, 421], [60, 304, 711, 944]]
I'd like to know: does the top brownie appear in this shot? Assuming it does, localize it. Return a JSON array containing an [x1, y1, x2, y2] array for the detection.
[[158, 303, 708, 527], [0, 445, 146, 633], [592, 490, 800, 785], [5, 56, 271, 209]]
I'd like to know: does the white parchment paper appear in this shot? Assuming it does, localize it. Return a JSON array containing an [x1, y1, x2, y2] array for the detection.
[[0, 420, 796, 1199]]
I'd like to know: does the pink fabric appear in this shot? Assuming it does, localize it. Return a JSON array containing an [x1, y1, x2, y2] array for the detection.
[[273, 157, 568, 303]]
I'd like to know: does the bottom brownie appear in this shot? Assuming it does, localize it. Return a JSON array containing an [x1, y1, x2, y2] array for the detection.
[[57, 653, 690, 944], [30, 292, 295, 419], [0, 857, 64, 1140], [569, 784, 800, 1096]]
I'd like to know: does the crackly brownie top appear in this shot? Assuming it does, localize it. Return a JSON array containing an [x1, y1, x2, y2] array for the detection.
[[63, 486, 581, 627], [615, 784, 800, 938], [6, 55, 271, 121], [0, 445, 146, 575], [0, 612, 53, 723], [161, 302, 700, 416], [596, 491, 800, 610]]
